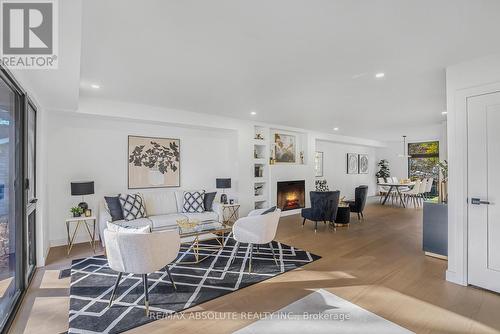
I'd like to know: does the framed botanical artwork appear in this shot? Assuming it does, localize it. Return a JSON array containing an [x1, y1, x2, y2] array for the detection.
[[314, 151, 324, 177], [358, 154, 369, 174], [128, 135, 180, 189], [347, 153, 358, 174], [274, 133, 296, 163]]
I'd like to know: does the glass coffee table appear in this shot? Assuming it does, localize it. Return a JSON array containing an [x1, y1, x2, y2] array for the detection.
[[176, 220, 232, 264]]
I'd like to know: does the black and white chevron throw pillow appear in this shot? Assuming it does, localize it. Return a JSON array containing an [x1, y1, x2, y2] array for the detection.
[[119, 193, 147, 221], [182, 191, 205, 213]]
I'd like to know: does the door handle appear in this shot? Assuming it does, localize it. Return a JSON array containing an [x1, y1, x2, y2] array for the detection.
[[471, 198, 490, 205]]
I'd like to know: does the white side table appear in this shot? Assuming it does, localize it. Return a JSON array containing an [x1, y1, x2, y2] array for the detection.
[[66, 216, 97, 255], [222, 204, 240, 225]]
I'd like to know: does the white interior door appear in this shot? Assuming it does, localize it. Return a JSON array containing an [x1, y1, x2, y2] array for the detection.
[[468, 91, 500, 292]]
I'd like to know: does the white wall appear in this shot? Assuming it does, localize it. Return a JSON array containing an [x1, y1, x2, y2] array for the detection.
[[316, 140, 377, 199], [375, 141, 408, 179], [42, 97, 388, 248], [446, 53, 500, 286], [46, 110, 238, 246]]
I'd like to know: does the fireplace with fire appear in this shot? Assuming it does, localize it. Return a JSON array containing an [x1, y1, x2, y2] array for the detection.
[[277, 180, 306, 211]]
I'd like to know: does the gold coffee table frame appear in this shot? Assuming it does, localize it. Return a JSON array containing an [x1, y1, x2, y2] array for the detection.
[[176, 221, 232, 264]]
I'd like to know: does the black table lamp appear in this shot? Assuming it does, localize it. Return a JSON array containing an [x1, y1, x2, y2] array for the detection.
[[216, 178, 231, 204], [71, 181, 94, 211]]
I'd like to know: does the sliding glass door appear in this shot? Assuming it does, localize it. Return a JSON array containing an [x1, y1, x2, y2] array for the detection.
[[0, 69, 23, 331], [0, 67, 38, 332], [25, 101, 37, 283]]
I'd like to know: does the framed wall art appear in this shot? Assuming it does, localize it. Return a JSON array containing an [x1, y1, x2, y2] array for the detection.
[[347, 153, 358, 174], [314, 151, 324, 177], [358, 154, 369, 174], [274, 133, 296, 163], [128, 135, 180, 188]]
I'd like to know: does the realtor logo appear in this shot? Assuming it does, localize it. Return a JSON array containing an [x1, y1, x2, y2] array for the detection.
[[0, 0, 58, 69]]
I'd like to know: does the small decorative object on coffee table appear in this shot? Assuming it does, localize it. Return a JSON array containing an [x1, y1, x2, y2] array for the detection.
[[222, 203, 240, 225], [66, 215, 97, 255], [176, 217, 198, 229]]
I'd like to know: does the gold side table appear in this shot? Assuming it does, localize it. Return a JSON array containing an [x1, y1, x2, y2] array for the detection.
[[66, 216, 97, 255], [222, 203, 240, 225]]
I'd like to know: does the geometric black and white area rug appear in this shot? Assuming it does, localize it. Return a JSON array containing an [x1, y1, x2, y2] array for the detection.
[[68, 237, 320, 334]]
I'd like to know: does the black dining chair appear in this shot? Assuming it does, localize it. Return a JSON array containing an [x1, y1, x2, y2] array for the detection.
[[301, 191, 340, 232], [346, 185, 368, 220]]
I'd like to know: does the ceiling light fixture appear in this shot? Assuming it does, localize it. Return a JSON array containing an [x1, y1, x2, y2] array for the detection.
[[398, 135, 411, 158], [250, 111, 257, 116], [91, 84, 100, 89], [442, 111, 448, 115], [333, 127, 339, 131], [375, 73, 385, 79]]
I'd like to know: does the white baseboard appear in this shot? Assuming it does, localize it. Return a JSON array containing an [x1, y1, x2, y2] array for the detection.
[[281, 209, 301, 217], [446, 270, 467, 286], [50, 234, 100, 248]]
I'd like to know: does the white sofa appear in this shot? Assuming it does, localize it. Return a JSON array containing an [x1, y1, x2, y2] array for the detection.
[[98, 190, 223, 246]]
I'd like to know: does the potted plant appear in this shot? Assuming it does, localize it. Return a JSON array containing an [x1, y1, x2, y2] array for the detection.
[[70, 206, 84, 218], [376, 159, 390, 180]]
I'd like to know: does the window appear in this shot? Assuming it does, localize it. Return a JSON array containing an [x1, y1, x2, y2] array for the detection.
[[408, 141, 439, 196]]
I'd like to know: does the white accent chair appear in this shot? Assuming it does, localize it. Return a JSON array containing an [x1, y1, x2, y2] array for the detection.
[[377, 177, 391, 203], [424, 177, 434, 198], [104, 228, 180, 316], [231, 208, 281, 273], [418, 179, 428, 205], [403, 179, 422, 208], [390, 177, 400, 204]]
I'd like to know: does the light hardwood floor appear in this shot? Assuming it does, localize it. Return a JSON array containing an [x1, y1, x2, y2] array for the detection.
[[9, 199, 500, 333]]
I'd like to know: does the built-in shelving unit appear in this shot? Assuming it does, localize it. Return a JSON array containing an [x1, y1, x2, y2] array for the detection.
[[253, 125, 270, 209]]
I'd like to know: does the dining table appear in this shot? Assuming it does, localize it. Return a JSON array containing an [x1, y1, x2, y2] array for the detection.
[[378, 182, 415, 208]]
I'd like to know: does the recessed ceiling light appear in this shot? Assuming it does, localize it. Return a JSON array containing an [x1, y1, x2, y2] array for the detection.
[[375, 73, 385, 79], [250, 111, 257, 115], [442, 111, 448, 115], [91, 84, 100, 89], [333, 127, 339, 131]]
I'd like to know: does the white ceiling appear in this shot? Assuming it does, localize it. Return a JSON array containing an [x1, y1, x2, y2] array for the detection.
[[12, 0, 82, 111], [77, 0, 500, 140]]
